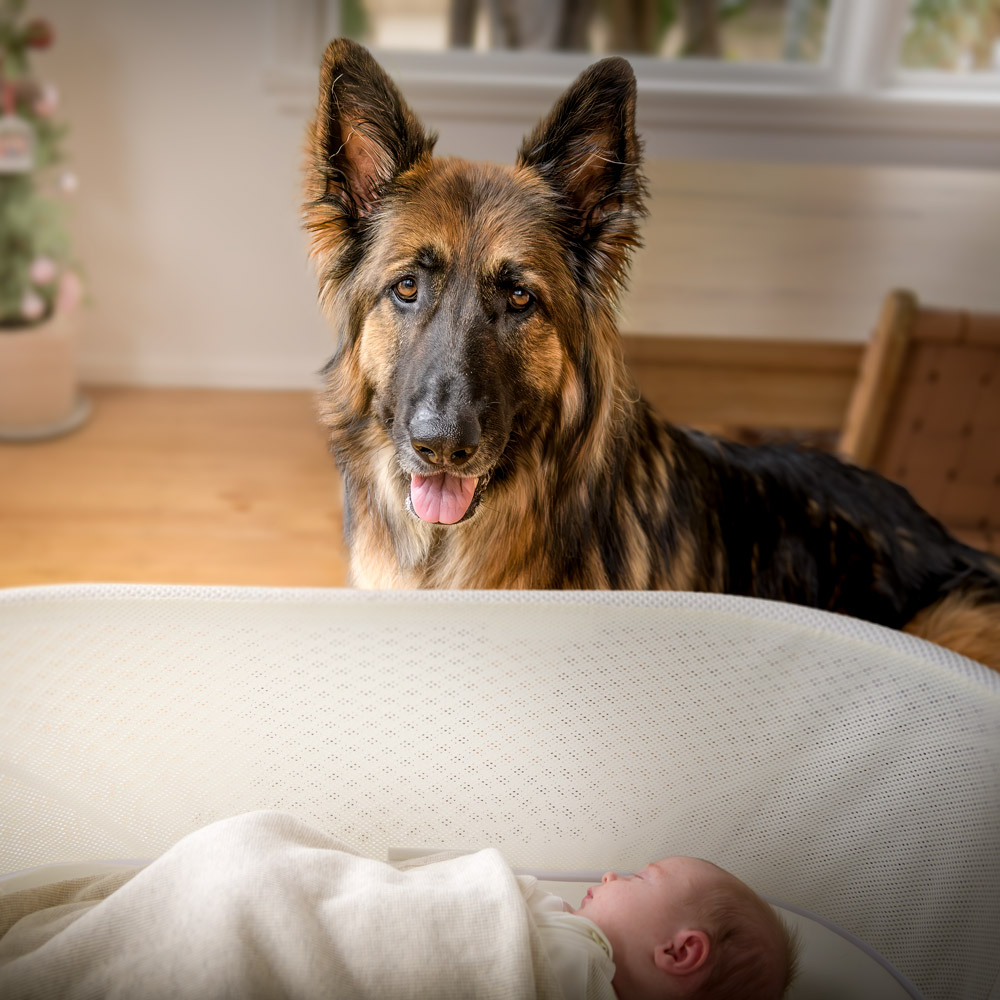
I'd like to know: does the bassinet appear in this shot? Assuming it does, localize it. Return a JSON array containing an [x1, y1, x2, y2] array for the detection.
[[1, 585, 998, 999]]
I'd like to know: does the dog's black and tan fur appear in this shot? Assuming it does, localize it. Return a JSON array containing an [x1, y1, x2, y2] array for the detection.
[[303, 39, 1000, 670]]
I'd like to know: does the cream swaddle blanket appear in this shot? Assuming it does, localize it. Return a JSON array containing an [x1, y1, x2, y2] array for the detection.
[[0, 811, 567, 999]]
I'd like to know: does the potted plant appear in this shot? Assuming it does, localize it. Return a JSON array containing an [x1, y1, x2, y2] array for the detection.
[[0, 0, 86, 441]]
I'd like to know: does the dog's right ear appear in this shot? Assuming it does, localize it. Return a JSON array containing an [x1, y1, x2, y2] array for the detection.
[[304, 39, 433, 227], [517, 57, 645, 301]]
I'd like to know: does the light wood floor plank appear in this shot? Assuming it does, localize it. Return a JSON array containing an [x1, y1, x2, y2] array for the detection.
[[0, 387, 348, 588]]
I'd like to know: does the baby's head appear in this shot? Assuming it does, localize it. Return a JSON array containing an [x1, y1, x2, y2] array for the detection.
[[572, 856, 797, 1000]]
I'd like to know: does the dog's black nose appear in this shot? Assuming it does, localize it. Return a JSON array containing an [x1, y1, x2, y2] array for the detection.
[[409, 408, 480, 468]]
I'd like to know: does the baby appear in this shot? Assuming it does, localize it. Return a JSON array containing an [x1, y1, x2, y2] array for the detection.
[[533, 856, 798, 1000], [0, 812, 797, 1000]]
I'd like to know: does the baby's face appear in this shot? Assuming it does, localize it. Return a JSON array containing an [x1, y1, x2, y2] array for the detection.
[[572, 856, 724, 955]]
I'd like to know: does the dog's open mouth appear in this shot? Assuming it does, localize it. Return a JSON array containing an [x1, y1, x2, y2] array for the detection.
[[409, 472, 479, 524]]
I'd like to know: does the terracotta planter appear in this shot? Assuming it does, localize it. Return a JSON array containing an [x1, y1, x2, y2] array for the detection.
[[0, 309, 90, 441]]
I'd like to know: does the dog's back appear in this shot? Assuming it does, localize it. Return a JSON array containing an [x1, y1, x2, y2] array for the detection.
[[666, 424, 1000, 632]]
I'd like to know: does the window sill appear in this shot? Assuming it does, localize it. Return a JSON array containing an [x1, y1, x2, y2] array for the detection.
[[267, 49, 1000, 168]]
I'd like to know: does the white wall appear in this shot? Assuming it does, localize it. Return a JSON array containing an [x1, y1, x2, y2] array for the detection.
[[42, 0, 333, 389]]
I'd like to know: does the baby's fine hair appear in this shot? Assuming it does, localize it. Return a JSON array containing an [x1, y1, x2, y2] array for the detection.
[[687, 878, 799, 1000]]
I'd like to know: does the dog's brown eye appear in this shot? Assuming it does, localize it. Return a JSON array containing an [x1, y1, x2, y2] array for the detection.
[[394, 277, 418, 302], [508, 288, 532, 311]]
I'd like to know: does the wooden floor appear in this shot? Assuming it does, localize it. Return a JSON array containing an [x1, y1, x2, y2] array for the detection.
[[0, 379, 784, 591], [0, 387, 349, 589], [1, 381, 993, 590]]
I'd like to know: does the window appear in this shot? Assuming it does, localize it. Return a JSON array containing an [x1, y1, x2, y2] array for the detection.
[[333, 0, 1000, 85], [349, 0, 832, 65], [268, 1, 1000, 169]]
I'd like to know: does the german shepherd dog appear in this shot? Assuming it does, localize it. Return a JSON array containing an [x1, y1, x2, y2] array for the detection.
[[303, 39, 1000, 671]]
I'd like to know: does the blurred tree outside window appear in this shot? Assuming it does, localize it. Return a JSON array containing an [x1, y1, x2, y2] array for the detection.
[[342, 0, 832, 64], [340, 0, 1000, 78], [900, 0, 1000, 73]]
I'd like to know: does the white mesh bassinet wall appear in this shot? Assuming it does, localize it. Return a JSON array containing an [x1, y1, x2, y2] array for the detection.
[[1, 585, 998, 999]]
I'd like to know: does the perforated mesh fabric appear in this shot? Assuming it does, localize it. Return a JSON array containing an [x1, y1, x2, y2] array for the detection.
[[1, 585, 998, 1000]]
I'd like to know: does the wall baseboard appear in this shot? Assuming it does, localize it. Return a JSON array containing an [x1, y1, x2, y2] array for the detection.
[[622, 334, 862, 433], [78, 353, 331, 392]]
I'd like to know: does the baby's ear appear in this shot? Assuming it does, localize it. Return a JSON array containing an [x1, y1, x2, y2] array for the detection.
[[655, 929, 710, 976]]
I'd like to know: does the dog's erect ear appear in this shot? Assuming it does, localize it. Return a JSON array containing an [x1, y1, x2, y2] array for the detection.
[[305, 38, 433, 221], [517, 57, 645, 295]]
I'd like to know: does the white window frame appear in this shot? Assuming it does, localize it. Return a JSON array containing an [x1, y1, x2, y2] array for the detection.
[[266, 0, 1000, 168]]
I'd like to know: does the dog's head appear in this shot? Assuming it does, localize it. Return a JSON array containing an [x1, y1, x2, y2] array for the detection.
[[304, 40, 645, 525]]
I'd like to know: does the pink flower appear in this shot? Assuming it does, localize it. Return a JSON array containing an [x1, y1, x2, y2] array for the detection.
[[56, 270, 83, 314], [33, 83, 60, 118], [21, 290, 46, 321], [30, 256, 58, 285]]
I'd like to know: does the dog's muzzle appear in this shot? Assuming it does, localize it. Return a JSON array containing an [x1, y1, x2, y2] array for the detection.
[[405, 405, 483, 524], [408, 406, 481, 470]]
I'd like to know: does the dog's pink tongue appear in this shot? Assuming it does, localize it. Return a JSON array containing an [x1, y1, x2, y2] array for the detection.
[[411, 473, 477, 524]]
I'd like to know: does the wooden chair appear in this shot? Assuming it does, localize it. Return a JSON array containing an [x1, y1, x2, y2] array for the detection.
[[839, 290, 1000, 555]]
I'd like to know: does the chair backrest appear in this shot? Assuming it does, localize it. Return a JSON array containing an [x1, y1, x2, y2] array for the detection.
[[839, 289, 1000, 553]]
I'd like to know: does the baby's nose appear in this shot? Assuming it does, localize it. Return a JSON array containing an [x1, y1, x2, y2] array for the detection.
[[602, 871, 618, 883]]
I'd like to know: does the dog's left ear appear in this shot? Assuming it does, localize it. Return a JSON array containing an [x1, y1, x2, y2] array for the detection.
[[517, 57, 645, 295]]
